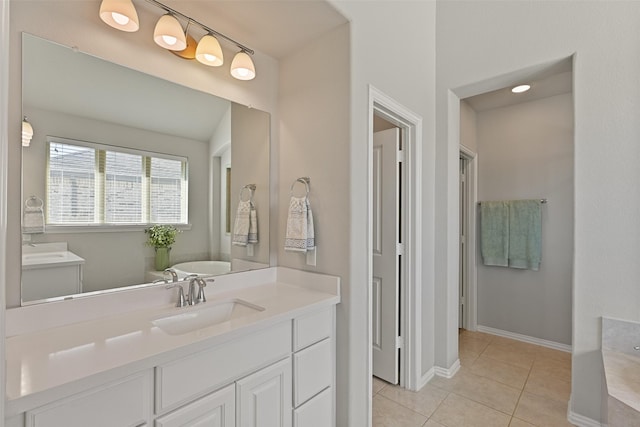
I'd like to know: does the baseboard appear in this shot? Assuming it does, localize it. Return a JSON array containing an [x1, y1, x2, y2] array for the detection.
[[567, 396, 604, 427], [418, 367, 435, 389], [434, 359, 460, 379], [477, 325, 572, 352]]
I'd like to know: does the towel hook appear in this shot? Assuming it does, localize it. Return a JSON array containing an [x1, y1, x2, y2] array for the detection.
[[239, 184, 256, 202], [25, 195, 44, 209], [290, 177, 310, 198]]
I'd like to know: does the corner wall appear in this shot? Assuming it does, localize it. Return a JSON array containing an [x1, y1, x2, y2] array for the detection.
[[436, 2, 640, 422]]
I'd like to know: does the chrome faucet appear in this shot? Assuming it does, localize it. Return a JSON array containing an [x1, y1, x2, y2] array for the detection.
[[187, 276, 209, 305], [164, 268, 179, 282], [166, 283, 187, 307]]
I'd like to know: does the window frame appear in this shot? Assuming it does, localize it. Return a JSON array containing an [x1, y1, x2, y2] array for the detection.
[[45, 136, 190, 232]]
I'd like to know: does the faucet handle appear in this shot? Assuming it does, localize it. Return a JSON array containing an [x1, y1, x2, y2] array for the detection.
[[195, 277, 208, 304], [165, 283, 187, 307]]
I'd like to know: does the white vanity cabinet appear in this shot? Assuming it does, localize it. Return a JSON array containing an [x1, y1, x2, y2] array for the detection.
[[24, 371, 153, 427], [7, 299, 337, 427]]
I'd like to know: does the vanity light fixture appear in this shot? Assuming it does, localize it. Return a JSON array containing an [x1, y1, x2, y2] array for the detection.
[[511, 84, 531, 93], [99, 0, 139, 32], [196, 34, 224, 67], [153, 14, 187, 51], [22, 117, 34, 147], [230, 51, 256, 80], [98, 0, 256, 80]]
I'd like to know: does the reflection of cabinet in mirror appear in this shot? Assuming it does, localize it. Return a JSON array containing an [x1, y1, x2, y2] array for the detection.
[[20, 33, 270, 304], [21, 243, 84, 302]]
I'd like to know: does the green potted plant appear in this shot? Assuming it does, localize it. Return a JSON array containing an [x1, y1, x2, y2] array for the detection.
[[145, 225, 181, 271]]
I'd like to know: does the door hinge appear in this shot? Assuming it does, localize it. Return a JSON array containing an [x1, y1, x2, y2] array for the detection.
[[396, 242, 405, 256], [396, 336, 404, 350], [397, 149, 405, 163]]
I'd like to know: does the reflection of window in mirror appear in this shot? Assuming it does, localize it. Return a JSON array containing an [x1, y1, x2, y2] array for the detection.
[[46, 136, 188, 226], [226, 167, 231, 233]]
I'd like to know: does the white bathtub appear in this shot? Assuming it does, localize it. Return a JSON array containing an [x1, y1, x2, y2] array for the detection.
[[171, 261, 231, 278]]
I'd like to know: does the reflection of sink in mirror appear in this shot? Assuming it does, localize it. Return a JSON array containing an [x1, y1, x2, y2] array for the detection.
[[152, 299, 265, 335], [171, 261, 231, 278], [23, 253, 65, 260]]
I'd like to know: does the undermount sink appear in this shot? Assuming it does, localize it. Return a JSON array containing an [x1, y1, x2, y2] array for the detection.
[[152, 299, 265, 335]]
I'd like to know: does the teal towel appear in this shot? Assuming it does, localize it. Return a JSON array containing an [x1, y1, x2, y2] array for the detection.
[[508, 200, 542, 271], [480, 201, 509, 267]]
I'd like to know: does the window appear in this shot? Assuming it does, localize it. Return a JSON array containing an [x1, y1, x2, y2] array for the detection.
[[47, 137, 188, 226]]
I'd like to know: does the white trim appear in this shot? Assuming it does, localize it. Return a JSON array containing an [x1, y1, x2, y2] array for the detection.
[[477, 325, 572, 352], [368, 85, 423, 406], [418, 367, 435, 389], [434, 359, 461, 379], [0, 0, 9, 423], [459, 146, 478, 331], [568, 396, 604, 427]]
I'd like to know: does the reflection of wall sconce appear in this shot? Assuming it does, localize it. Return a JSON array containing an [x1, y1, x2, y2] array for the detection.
[[98, 0, 256, 81], [22, 116, 33, 147]]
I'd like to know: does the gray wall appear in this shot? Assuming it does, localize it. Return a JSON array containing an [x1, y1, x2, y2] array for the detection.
[[476, 94, 574, 345]]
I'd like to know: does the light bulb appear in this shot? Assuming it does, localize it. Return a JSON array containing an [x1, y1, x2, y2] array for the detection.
[[512, 84, 531, 93], [162, 35, 177, 46], [111, 12, 130, 26]]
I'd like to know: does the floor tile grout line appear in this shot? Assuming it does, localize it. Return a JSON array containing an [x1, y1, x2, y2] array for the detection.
[[374, 391, 435, 421]]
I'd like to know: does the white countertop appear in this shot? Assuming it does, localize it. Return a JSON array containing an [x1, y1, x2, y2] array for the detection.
[[5, 267, 340, 416]]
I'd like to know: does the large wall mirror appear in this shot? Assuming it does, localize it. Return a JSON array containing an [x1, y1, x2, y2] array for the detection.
[[21, 33, 270, 305]]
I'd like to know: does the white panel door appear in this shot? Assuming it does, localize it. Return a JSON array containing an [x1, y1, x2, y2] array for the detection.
[[372, 128, 400, 385], [236, 357, 292, 427]]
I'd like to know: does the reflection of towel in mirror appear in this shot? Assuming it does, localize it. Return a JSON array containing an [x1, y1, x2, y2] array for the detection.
[[248, 203, 258, 244], [23, 197, 45, 234], [233, 200, 258, 246], [285, 196, 315, 252]]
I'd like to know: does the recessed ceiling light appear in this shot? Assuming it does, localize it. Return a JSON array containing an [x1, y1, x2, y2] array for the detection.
[[512, 84, 531, 94]]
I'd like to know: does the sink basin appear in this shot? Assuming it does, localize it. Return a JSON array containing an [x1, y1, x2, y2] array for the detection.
[[152, 299, 265, 335]]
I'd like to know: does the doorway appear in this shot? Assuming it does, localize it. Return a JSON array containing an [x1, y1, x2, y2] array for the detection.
[[367, 85, 424, 426]]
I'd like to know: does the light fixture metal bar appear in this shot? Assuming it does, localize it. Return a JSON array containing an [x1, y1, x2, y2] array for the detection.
[[143, 0, 254, 55]]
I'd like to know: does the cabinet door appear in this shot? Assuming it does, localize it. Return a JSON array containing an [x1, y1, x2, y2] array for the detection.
[[236, 358, 292, 427], [155, 384, 235, 427]]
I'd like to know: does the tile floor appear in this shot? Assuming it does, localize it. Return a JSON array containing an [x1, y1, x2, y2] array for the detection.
[[372, 330, 575, 427]]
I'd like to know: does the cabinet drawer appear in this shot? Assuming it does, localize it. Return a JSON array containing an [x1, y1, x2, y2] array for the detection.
[[25, 371, 152, 427], [293, 337, 332, 407], [156, 321, 291, 413], [293, 307, 333, 351], [293, 387, 333, 427], [155, 384, 235, 427]]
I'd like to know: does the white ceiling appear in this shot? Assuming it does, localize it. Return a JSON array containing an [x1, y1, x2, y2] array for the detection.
[[152, 0, 349, 59], [464, 59, 573, 112]]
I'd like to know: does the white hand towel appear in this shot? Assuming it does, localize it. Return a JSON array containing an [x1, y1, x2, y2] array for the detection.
[[248, 203, 258, 244], [22, 197, 45, 234], [285, 196, 315, 252], [232, 200, 252, 246]]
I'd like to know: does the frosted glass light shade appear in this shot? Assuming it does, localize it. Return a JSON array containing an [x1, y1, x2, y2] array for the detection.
[[153, 14, 187, 51], [230, 51, 256, 80], [22, 118, 33, 147], [196, 34, 224, 66], [99, 0, 139, 32]]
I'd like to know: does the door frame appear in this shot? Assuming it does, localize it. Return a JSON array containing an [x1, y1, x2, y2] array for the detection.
[[367, 85, 423, 408], [459, 145, 478, 331]]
